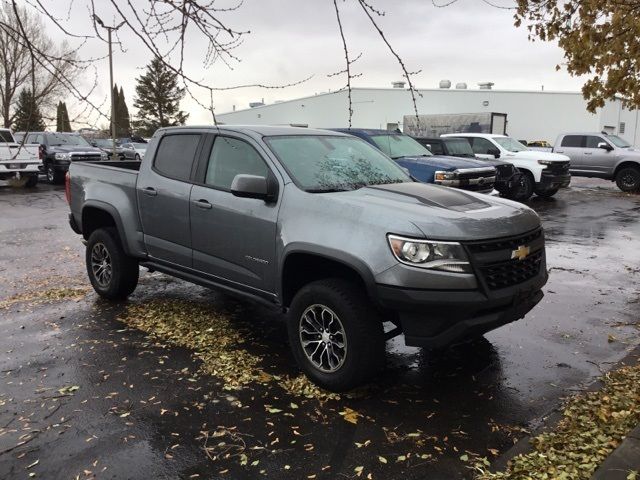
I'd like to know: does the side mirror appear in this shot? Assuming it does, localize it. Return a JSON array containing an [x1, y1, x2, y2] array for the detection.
[[487, 148, 501, 158], [231, 174, 277, 202], [597, 142, 613, 151]]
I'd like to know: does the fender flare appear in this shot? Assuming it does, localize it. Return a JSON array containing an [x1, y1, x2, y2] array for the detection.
[[81, 200, 131, 255]]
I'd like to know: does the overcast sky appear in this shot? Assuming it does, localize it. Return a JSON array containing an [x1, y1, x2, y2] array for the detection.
[[41, 0, 586, 127]]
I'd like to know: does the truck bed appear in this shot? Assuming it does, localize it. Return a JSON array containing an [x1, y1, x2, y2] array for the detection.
[[68, 160, 144, 256]]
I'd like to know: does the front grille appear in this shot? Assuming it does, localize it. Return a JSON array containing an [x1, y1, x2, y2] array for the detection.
[[466, 228, 543, 254], [457, 169, 496, 191], [71, 153, 102, 162], [545, 161, 570, 174], [495, 164, 516, 179], [479, 250, 543, 290]]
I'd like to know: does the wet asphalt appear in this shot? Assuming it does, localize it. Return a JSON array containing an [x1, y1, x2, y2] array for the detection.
[[0, 178, 638, 480]]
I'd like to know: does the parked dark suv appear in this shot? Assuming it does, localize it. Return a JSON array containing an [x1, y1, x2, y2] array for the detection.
[[329, 129, 497, 194], [414, 137, 523, 200], [25, 132, 107, 183]]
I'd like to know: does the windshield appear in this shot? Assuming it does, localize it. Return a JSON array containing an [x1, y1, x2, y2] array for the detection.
[[493, 136, 528, 152], [370, 134, 432, 159], [443, 138, 475, 156], [49, 134, 91, 147], [265, 135, 411, 192], [607, 135, 631, 148]]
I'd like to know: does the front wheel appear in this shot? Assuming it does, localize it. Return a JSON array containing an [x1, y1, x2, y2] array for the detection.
[[86, 227, 139, 300], [615, 166, 640, 192], [510, 172, 534, 201], [45, 163, 64, 184], [534, 187, 559, 198], [287, 279, 385, 392]]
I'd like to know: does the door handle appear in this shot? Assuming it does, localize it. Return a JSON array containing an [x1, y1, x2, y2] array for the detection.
[[584, 152, 592, 155], [142, 187, 157, 196], [555, 150, 564, 153], [193, 199, 212, 209]]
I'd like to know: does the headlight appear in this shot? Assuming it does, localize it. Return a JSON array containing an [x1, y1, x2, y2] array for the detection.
[[434, 171, 457, 181], [55, 153, 71, 160], [387, 235, 472, 273], [537, 160, 553, 165]]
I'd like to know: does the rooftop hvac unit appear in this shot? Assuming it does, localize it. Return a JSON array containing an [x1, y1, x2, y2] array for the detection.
[[392, 81, 406, 89], [478, 82, 495, 90], [439, 80, 451, 89], [455, 83, 468, 89], [249, 101, 265, 108]]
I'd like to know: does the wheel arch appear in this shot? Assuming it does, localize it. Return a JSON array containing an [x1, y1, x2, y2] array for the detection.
[[81, 201, 131, 255], [279, 245, 377, 309], [613, 160, 640, 177]]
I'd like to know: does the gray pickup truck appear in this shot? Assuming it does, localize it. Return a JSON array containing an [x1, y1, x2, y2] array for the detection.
[[67, 125, 548, 391], [554, 132, 640, 192]]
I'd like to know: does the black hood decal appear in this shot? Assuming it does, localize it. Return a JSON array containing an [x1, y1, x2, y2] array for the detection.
[[368, 182, 491, 212]]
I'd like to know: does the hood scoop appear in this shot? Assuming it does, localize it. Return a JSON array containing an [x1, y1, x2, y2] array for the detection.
[[368, 182, 491, 212]]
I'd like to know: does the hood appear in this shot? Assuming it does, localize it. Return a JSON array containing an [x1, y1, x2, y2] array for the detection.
[[396, 155, 495, 171], [619, 147, 640, 156], [323, 182, 540, 241], [49, 145, 103, 154], [503, 150, 570, 161]]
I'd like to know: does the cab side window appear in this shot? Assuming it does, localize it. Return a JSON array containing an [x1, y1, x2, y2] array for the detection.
[[585, 136, 606, 148], [205, 136, 269, 190], [154, 134, 201, 181], [426, 142, 444, 155], [470, 138, 495, 154], [560, 135, 583, 147]]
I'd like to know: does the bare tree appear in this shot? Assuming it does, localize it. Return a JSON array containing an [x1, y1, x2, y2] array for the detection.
[[0, 0, 424, 130], [0, 2, 78, 128]]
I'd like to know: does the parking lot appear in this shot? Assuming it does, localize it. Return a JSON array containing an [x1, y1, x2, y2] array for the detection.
[[0, 178, 639, 479]]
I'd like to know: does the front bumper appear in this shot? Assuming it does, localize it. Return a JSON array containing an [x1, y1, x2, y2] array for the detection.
[[537, 171, 571, 191], [377, 271, 547, 348]]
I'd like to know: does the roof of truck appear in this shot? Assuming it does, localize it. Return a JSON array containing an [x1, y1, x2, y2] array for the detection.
[[158, 125, 349, 137], [441, 133, 508, 138]]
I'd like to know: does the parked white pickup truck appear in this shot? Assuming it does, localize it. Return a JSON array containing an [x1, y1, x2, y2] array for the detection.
[[0, 128, 41, 187], [442, 133, 571, 199]]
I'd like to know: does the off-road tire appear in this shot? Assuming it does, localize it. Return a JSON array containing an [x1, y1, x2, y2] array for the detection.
[[512, 171, 534, 201], [287, 278, 385, 392], [45, 162, 64, 184], [615, 166, 640, 192], [86, 227, 139, 300], [24, 175, 38, 188], [534, 187, 559, 198]]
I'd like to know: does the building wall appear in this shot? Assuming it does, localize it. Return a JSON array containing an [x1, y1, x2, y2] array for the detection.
[[217, 88, 637, 145]]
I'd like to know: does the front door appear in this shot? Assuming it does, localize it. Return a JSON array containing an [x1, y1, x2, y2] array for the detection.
[[137, 133, 203, 267], [190, 135, 280, 294], [583, 135, 615, 174], [469, 137, 499, 159]]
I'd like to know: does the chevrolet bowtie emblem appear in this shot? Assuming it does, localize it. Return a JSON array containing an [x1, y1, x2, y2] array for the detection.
[[511, 245, 531, 261]]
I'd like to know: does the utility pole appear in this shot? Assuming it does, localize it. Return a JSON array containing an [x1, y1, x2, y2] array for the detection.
[[93, 15, 125, 160]]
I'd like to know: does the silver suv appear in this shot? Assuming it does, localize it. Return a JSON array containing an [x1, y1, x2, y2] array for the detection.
[[554, 132, 640, 192]]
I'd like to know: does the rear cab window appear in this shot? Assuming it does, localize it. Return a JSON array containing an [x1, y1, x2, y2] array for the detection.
[[153, 134, 202, 181]]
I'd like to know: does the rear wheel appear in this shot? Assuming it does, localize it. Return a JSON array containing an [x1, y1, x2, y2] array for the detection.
[[24, 175, 38, 188], [615, 166, 640, 192], [86, 227, 139, 300], [534, 187, 559, 198], [287, 278, 385, 392]]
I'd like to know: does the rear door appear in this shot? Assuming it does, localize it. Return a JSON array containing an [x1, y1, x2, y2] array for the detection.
[[189, 134, 280, 295], [554, 135, 585, 169], [137, 133, 204, 267]]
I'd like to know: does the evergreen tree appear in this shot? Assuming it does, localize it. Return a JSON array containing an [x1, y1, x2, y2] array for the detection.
[[111, 85, 120, 136], [116, 86, 130, 137], [13, 88, 46, 132], [61, 102, 71, 131], [56, 102, 63, 132], [56, 101, 71, 132], [133, 57, 188, 137]]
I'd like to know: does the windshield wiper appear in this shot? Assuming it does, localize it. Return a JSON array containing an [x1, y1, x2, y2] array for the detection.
[[306, 187, 351, 193]]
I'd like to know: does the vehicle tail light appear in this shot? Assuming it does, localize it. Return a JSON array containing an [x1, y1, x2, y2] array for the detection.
[[65, 171, 71, 204]]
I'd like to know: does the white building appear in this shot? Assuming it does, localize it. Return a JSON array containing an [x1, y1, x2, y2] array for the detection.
[[217, 85, 640, 146]]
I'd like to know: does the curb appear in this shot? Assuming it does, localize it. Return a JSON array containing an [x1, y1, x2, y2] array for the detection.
[[590, 424, 640, 480]]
